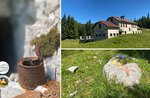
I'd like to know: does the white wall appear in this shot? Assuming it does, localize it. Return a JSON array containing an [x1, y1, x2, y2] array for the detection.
[[93, 18, 142, 41], [108, 29, 119, 38], [107, 17, 141, 34], [119, 24, 138, 34]]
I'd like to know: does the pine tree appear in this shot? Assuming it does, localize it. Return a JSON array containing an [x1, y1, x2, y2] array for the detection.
[[136, 13, 150, 29], [85, 20, 93, 36], [61, 14, 94, 39], [147, 13, 150, 28], [74, 20, 79, 38], [61, 14, 67, 40]]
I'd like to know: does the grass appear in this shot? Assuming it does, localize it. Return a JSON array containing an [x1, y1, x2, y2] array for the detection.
[[62, 50, 150, 98], [62, 29, 150, 48]]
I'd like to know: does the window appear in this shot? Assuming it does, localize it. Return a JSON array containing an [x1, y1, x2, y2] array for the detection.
[[114, 33, 116, 36], [99, 34, 101, 37], [99, 24, 101, 29], [111, 18, 113, 22], [96, 34, 98, 37], [129, 28, 131, 31], [117, 33, 119, 36], [133, 31, 134, 33], [110, 33, 112, 36], [125, 31, 126, 34], [103, 34, 105, 37], [126, 24, 127, 27]]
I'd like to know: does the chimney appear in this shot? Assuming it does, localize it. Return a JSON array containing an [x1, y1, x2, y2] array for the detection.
[[120, 16, 125, 19]]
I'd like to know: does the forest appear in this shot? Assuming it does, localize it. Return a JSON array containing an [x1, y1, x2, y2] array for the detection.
[[134, 13, 150, 29], [61, 15, 93, 40]]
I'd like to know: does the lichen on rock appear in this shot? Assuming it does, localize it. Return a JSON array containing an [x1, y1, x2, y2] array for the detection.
[[103, 55, 142, 87]]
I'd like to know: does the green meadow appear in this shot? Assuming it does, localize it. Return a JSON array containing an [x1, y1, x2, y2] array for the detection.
[[62, 50, 150, 98], [62, 29, 150, 48]]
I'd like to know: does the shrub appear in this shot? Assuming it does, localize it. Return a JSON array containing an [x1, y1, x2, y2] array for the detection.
[[31, 26, 60, 58]]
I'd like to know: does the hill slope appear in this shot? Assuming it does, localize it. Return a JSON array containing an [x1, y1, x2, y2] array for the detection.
[[62, 29, 150, 48]]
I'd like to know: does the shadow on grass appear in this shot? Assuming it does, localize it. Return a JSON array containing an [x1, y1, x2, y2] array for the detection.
[[127, 86, 150, 98], [104, 85, 150, 98], [118, 50, 150, 60]]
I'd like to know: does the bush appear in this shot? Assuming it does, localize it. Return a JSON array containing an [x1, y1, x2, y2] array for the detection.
[[31, 26, 60, 58]]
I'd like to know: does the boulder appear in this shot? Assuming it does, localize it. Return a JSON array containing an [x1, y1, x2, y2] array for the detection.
[[103, 55, 142, 87], [67, 66, 78, 73]]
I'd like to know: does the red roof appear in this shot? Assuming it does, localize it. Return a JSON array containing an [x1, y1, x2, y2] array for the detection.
[[108, 16, 136, 24], [100, 21, 118, 27]]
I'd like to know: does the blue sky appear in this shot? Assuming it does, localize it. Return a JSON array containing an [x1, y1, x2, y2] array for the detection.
[[62, 0, 150, 23]]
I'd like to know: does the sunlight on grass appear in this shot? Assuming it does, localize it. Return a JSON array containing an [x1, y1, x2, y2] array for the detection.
[[62, 29, 150, 48], [62, 50, 150, 98]]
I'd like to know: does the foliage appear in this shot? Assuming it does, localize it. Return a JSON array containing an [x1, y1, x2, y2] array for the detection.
[[62, 50, 150, 98], [85, 20, 93, 36], [31, 26, 60, 58], [61, 15, 78, 40], [61, 14, 93, 40], [62, 28, 150, 48], [134, 13, 150, 29], [119, 50, 150, 60]]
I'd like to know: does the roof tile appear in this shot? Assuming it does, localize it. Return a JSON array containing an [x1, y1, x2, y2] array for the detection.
[[110, 16, 136, 24], [100, 21, 118, 27]]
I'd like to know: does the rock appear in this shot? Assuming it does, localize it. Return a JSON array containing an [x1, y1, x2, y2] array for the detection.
[[93, 56, 97, 58], [24, 0, 60, 58], [14, 91, 41, 98], [9, 73, 18, 82], [67, 91, 77, 97], [34, 86, 47, 93], [67, 66, 78, 73], [0, 0, 11, 17], [103, 55, 142, 87], [1, 81, 25, 98], [22, 0, 60, 82], [44, 49, 60, 81]]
